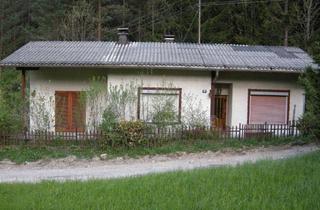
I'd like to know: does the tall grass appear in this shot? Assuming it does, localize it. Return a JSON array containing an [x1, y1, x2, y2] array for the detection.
[[0, 151, 319, 209]]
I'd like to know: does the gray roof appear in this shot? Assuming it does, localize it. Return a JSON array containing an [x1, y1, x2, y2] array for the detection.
[[0, 41, 318, 72]]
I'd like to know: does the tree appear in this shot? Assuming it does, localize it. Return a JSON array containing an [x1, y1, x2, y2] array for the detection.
[[59, 0, 97, 41], [298, 67, 320, 141]]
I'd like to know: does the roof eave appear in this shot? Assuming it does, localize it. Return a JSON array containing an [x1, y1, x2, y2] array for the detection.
[[0, 63, 306, 73]]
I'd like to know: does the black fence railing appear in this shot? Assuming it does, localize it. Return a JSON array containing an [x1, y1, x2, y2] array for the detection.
[[0, 121, 299, 146]]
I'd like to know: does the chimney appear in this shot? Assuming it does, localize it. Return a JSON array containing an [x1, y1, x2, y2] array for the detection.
[[164, 34, 175, 43], [117, 28, 129, 44]]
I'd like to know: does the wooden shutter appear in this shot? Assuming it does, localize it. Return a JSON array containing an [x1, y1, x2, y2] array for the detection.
[[249, 95, 288, 124], [55, 91, 86, 132], [55, 92, 69, 132], [71, 92, 86, 132]]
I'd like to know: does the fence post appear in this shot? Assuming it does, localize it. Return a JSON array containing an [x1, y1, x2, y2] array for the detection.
[[238, 123, 241, 140]]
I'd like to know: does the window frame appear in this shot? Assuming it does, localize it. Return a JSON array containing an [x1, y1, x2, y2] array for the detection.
[[55, 91, 86, 132], [137, 87, 182, 124], [247, 89, 290, 125]]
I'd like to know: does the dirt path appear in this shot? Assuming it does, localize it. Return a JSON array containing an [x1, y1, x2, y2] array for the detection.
[[0, 144, 318, 183]]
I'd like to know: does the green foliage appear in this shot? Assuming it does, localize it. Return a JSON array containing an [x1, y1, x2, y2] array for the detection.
[[1, 0, 319, 57], [182, 93, 208, 127], [0, 103, 21, 132], [298, 67, 320, 141], [0, 69, 24, 132], [100, 107, 118, 133], [152, 96, 177, 126], [117, 120, 146, 147], [107, 82, 137, 120], [0, 136, 306, 163], [59, 0, 97, 41], [83, 76, 108, 130]]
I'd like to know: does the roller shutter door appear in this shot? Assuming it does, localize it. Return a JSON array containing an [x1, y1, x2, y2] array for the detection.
[[249, 91, 289, 124]]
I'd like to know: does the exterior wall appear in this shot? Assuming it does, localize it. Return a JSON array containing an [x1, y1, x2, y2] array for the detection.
[[29, 68, 212, 131], [217, 72, 304, 126], [29, 68, 304, 131]]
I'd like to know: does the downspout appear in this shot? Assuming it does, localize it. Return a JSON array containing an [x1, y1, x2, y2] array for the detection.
[[210, 70, 219, 127]]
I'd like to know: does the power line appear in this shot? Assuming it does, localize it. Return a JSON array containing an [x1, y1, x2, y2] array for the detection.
[[202, 0, 285, 6], [107, 0, 286, 41], [117, 1, 195, 38], [107, 0, 184, 34]]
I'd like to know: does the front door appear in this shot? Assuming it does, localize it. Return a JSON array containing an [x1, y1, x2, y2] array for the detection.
[[214, 95, 227, 129]]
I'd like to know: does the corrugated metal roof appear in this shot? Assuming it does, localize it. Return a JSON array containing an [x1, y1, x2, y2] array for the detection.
[[0, 41, 318, 72]]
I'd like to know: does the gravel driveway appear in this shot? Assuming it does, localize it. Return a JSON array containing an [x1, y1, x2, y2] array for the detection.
[[0, 144, 318, 183]]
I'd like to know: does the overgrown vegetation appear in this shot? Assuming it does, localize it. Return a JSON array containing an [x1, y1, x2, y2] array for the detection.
[[1, 150, 320, 209], [1, 0, 319, 54], [298, 67, 320, 142], [0, 69, 24, 132], [0, 136, 312, 164]]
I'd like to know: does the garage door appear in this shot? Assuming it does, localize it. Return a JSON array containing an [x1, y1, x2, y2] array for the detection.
[[249, 90, 289, 124]]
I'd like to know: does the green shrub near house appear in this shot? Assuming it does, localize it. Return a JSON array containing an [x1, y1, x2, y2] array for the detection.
[[298, 67, 320, 142]]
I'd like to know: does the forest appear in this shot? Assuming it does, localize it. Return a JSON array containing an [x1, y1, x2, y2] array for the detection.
[[0, 0, 320, 60], [0, 0, 319, 134]]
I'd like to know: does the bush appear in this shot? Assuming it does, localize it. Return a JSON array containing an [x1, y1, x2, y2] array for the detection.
[[117, 120, 146, 147], [0, 103, 23, 132], [100, 107, 118, 132], [297, 112, 318, 139], [298, 67, 320, 142]]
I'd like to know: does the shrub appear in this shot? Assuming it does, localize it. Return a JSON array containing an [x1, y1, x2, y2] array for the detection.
[[100, 107, 118, 133], [298, 67, 320, 141], [117, 120, 146, 147], [151, 96, 177, 127], [0, 103, 23, 133]]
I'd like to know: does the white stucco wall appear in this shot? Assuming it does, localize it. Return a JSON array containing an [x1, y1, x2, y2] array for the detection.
[[218, 72, 304, 126], [29, 68, 212, 131], [28, 68, 304, 131]]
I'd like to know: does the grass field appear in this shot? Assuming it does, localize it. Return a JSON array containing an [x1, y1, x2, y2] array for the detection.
[[0, 137, 309, 163], [0, 150, 319, 209]]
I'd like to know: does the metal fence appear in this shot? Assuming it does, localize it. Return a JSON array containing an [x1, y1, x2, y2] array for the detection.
[[0, 121, 299, 146]]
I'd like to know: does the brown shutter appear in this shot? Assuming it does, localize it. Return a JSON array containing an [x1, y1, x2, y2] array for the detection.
[[71, 92, 86, 132], [55, 92, 69, 132], [249, 95, 288, 124], [55, 91, 86, 132]]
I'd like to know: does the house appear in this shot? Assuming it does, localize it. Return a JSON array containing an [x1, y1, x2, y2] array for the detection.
[[0, 29, 318, 132]]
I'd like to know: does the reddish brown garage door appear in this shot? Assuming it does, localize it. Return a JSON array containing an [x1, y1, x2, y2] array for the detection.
[[248, 90, 289, 124]]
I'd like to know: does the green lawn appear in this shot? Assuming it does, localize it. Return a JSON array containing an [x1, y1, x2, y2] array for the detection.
[[0, 150, 319, 210], [0, 137, 309, 163]]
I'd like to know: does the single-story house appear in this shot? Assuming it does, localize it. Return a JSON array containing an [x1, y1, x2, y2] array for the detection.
[[0, 30, 318, 132]]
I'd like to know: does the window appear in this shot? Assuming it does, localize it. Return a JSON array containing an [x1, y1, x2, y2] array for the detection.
[[55, 91, 86, 132], [248, 90, 289, 124], [138, 87, 182, 124]]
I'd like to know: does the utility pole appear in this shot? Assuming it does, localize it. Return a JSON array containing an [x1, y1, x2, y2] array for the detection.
[[284, 0, 288, 46], [198, 0, 201, 44], [97, 0, 102, 41], [152, 0, 155, 39]]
